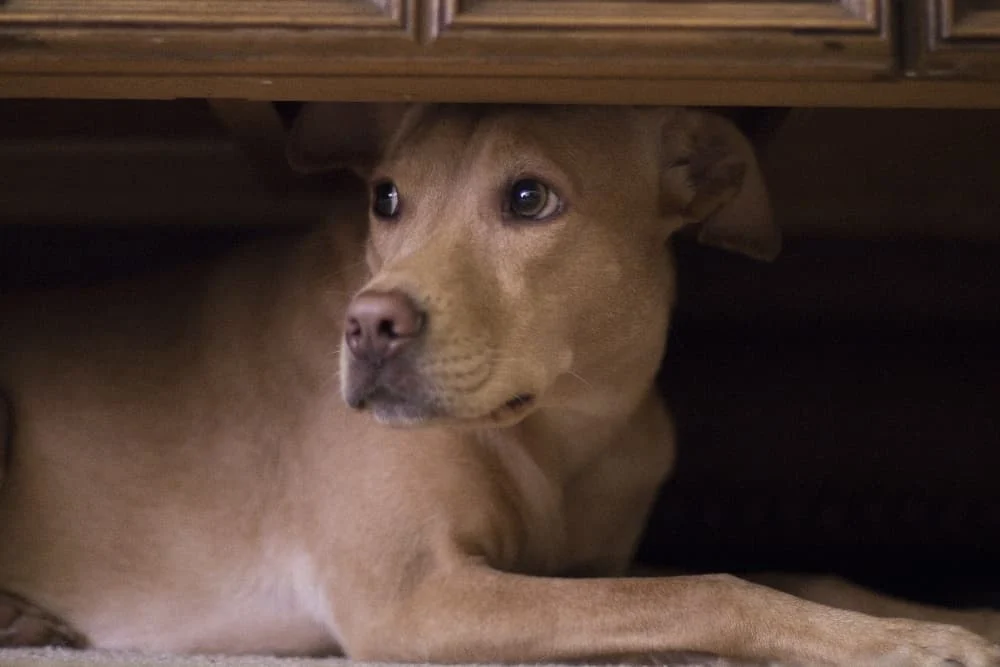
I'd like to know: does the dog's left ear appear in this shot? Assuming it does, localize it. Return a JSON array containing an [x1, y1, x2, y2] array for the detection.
[[286, 103, 409, 176], [660, 110, 781, 261]]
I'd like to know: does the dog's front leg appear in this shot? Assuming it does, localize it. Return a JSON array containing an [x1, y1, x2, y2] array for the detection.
[[336, 560, 1000, 666], [321, 431, 1000, 667]]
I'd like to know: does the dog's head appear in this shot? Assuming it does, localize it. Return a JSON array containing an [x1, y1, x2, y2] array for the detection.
[[289, 105, 777, 427]]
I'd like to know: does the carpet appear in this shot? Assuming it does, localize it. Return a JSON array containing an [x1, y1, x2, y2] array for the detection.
[[0, 648, 776, 667]]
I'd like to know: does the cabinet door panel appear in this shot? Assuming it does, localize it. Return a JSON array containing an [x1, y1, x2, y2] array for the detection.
[[427, 0, 892, 80], [441, 0, 877, 31], [914, 1, 1000, 79], [0, 0, 419, 77], [0, 0, 402, 28], [939, 0, 1000, 39]]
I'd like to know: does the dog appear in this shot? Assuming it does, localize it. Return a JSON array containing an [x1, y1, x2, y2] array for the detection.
[[2, 104, 999, 666]]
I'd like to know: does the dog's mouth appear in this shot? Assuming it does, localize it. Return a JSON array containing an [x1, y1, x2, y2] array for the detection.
[[352, 387, 538, 428], [487, 393, 537, 423], [358, 390, 445, 426], [343, 346, 540, 427]]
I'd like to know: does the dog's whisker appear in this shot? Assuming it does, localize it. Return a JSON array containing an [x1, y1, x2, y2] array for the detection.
[[565, 370, 595, 390]]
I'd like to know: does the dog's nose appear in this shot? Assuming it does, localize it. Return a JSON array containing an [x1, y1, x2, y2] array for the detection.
[[345, 290, 425, 363]]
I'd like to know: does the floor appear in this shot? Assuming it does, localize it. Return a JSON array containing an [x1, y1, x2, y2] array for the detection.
[[0, 648, 775, 667]]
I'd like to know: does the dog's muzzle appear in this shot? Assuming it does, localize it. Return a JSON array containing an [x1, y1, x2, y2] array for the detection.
[[342, 289, 539, 426]]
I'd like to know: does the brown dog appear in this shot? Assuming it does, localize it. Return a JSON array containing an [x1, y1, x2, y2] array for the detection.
[[1, 104, 999, 666]]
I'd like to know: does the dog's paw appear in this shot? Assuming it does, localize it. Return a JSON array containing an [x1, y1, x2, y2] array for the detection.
[[0, 590, 87, 648], [955, 610, 1000, 646], [858, 617, 1000, 667]]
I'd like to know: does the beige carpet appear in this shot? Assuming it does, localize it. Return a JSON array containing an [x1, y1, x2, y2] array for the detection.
[[1, 650, 346, 667], [0, 649, 776, 667]]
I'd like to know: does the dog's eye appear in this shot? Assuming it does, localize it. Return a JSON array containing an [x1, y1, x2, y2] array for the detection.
[[372, 181, 400, 220], [507, 179, 561, 222]]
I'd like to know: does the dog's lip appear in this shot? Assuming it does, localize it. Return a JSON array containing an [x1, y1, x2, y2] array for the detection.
[[351, 386, 412, 412], [361, 387, 448, 426], [348, 379, 538, 427], [488, 393, 536, 422]]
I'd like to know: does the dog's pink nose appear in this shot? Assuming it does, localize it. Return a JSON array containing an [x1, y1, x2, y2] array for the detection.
[[345, 290, 425, 363]]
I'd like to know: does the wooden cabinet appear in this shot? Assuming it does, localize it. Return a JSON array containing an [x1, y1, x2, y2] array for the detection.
[[913, 1, 1000, 79], [0, 0, 998, 106]]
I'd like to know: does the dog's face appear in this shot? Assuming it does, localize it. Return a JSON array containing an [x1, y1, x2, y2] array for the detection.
[[289, 105, 777, 427]]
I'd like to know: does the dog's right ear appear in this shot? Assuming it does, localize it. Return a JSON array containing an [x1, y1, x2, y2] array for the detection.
[[659, 109, 781, 261], [286, 103, 408, 176]]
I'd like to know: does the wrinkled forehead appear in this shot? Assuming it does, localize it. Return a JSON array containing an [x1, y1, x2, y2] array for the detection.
[[375, 105, 642, 185]]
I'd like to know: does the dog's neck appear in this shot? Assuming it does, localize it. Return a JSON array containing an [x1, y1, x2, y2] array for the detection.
[[482, 381, 663, 485]]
